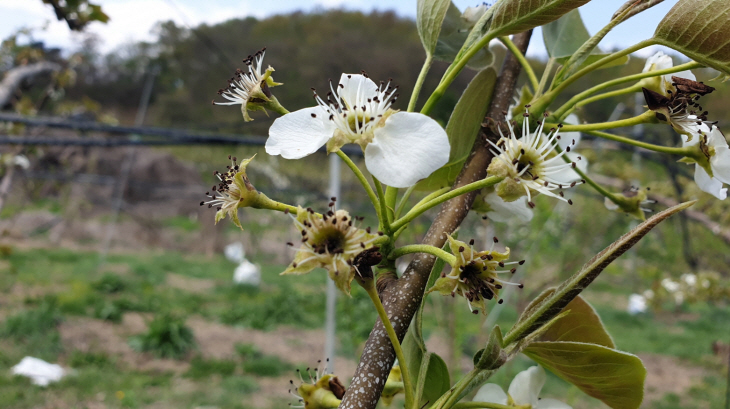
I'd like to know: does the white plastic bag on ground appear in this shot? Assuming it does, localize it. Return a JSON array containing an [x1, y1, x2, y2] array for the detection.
[[627, 294, 647, 315], [11, 356, 64, 386], [233, 259, 261, 286], [224, 242, 246, 264]]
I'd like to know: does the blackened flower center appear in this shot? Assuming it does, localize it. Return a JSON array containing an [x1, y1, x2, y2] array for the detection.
[[312, 229, 346, 254]]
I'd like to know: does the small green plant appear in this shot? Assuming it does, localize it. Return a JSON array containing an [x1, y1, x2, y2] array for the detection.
[[235, 343, 291, 377], [1, 300, 64, 360], [2, 300, 61, 339], [129, 313, 196, 359], [94, 300, 123, 323], [234, 343, 259, 359], [185, 355, 236, 379], [92, 273, 127, 293], [68, 350, 114, 368], [57, 281, 98, 315]]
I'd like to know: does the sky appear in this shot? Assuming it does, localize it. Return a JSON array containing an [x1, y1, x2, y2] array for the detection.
[[0, 0, 679, 58]]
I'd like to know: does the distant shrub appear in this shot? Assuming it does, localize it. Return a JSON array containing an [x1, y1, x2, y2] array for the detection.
[[129, 313, 196, 359]]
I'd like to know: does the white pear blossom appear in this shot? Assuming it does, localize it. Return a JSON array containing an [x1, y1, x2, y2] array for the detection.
[[462, 3, 489, 26], [682, 125, 730, 200], [474, 365, 571, 409], [487, 111, 585, 206], [642, 51, 696, 97], [213, 48, 284, 122], [641, 57, 714, 143], [266, 73, 450, 188]]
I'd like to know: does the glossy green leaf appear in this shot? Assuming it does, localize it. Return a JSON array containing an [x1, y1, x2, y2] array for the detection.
[[416, 352, 451, 408], [415, 67, 496, 190], [503, 201, 695, 346], [524, 342, 646, 409], [543, 9, 590, 58], [489, 0, 592, 37], [524, 289, 615, 348], [654, 0, 730, 77], [417, 0, 452, 55], [434, 2, 494, 70]]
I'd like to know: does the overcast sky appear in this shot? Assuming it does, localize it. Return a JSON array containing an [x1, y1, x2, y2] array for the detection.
[[1, 0, 679, 57]]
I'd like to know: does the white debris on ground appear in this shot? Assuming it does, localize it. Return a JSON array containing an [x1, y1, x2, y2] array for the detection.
[[225, 242, 261, 286], [627, 293, 648, 315], [11, 356, 65, 386], [224, 242, 246, 264], [234, 259, 261, 286]]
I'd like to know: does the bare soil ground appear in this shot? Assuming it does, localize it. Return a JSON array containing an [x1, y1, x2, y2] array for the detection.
[[57, 313, 357, 407]]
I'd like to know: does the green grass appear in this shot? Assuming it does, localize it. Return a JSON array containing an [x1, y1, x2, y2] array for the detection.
[[129, 313, 197, 359], [1, 246, 727, 409]]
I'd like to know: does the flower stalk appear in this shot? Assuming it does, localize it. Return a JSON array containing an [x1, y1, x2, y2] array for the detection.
[[393, 176, 504, 231]]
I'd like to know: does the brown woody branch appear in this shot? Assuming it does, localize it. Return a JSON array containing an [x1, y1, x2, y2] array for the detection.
[[340, 31, 532, 409]]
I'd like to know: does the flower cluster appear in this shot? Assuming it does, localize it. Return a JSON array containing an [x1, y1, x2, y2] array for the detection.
[[266, 73, 450, 188], [289, 361, 345, 409], [212, 48, 286, 121], [282, 201, 381, 295], [428, 235, 523, 314], [487, 111, 585, 207], [200, 155, 268, 229]]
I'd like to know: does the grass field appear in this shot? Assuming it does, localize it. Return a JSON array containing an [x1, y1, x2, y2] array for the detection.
[[0, 246, 727, 408]]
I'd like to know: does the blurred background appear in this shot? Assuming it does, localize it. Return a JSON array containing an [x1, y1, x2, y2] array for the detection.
[[0, 1, 729, 408]]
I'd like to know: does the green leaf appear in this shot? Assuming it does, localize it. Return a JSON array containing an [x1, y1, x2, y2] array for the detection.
[[543, 9, 629, 81], [402, 329, 425, 390], [543, 9, 591, 58], [416, 352, 451, 408], [489, 0, 592, 37], [434, 2, 494, 70], [503, 201, 695, 346], [415, 67, 497, 190], [523, 290, 615, 348], [654, 0, 730, 76], [417, 0, 452, 55], [524, 342, 646, 409]]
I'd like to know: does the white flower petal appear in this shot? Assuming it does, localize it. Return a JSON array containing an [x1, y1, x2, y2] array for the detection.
[[711, 146, 730, 184], [558, 114, 581, 151], [484, 192, 533, 223], [642, 51, 672, 73], [365, 112, 450, 188], [537, 398, 573, 409], [267, 107, 335, 159], [549, 152, 586, 184], [508, 366, 546, 407], [694, 164, 728, 200], [473, 384, 508, 405], [707, 126, 728, 149], [604, 197, 619, 211], [663, 69, 695, 85], [338, 73, 379, 110]]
